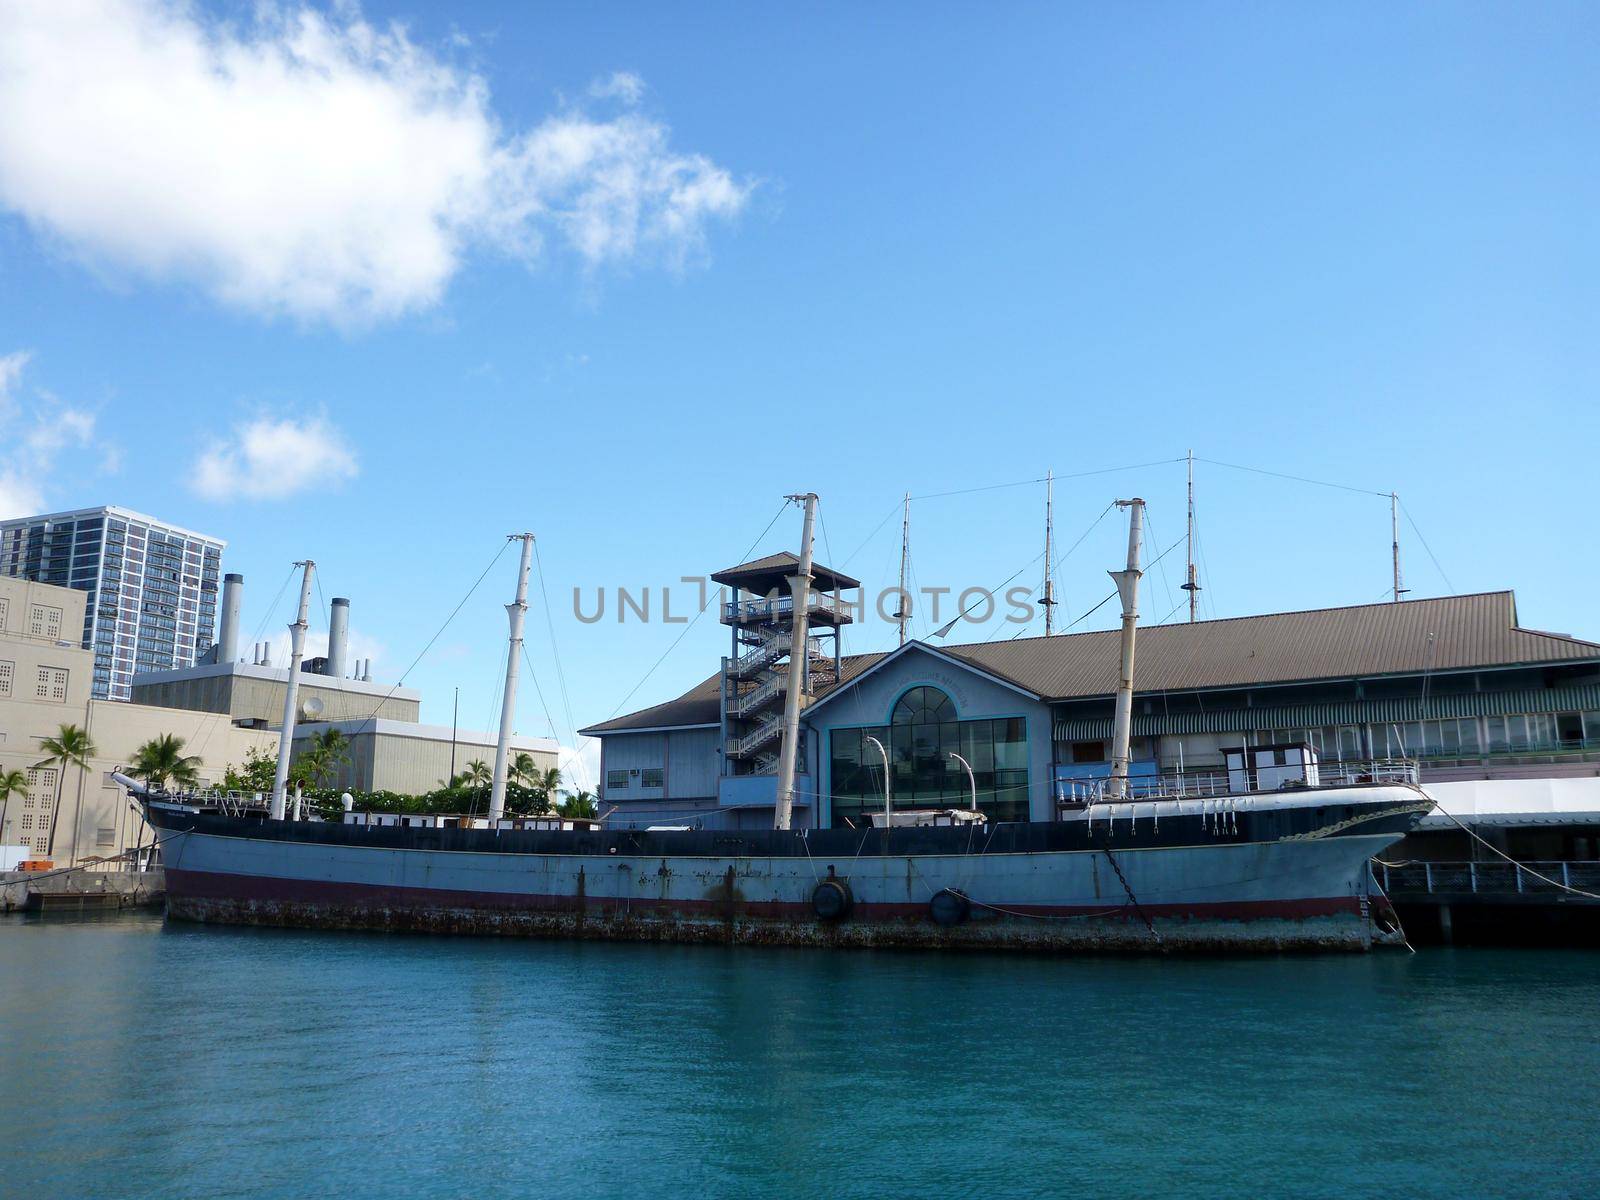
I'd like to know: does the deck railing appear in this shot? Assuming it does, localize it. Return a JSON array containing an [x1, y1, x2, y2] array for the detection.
[[1055, 758, 1420, 809], [1380, 859, 1600, 900], [721, 593, 853, 624]]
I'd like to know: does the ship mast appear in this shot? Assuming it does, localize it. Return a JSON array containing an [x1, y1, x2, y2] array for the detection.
[[896, 492, 910, 647], [269, 560, 315, 821], [774, 493, 818, 831], [1182, 449, 1201, 622], [1106, 499, 1145, 800], [1042, 469, 1057, 634], [1390, 492, 1407, 604], [489, 533, 535, 824]]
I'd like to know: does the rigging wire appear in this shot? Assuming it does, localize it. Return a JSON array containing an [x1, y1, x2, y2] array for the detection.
[[1399, 499, 1458, 594], [603, 501, 791, 720], [1195, 456, 1392, 499], [356, 538, 514, 727], [840, 499, 903, 569], [531, 538, 591, 791]]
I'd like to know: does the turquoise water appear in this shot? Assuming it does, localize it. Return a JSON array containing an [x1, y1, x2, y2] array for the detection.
[[1, 916, 1596, 1199]]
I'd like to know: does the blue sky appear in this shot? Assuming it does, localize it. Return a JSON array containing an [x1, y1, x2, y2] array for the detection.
[[2, 1, 1596, 787]]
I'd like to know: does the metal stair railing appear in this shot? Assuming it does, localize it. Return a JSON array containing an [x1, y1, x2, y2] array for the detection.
[[729, 713, 786, 757]]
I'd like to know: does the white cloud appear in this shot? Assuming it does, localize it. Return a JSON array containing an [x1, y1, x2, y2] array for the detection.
[[0, 352, 99, 520], [0, 350, 31, 407], [589, 71, 645, 105], [0, 1, 751, 324], [194, 415, 358, 501]]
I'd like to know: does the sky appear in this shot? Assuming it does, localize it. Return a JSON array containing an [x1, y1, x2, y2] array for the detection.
[[2, 1, 1597, 790]]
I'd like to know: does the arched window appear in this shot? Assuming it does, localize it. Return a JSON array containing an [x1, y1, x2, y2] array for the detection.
[[827, 683, 1030, 827], [892, 686, 956, 726]]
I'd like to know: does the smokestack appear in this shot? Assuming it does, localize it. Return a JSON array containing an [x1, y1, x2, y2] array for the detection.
[[218, 573, 243, 663], [327, 597, 350, 678]]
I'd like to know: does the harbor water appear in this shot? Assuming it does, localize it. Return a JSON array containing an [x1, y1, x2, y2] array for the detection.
[[1, 915, 1595, 1199]]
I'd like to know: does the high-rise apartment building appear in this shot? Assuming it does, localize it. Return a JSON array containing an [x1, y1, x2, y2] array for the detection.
[[0, 506, 224, 700]]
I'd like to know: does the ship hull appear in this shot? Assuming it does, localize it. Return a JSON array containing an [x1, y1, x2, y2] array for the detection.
[[146, 785, 1429, 952]]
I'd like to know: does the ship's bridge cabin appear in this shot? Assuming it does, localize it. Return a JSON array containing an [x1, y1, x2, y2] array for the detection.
[[582, 588, 1600, 832]]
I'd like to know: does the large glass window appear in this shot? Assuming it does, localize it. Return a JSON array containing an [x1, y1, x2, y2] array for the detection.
[[828, 687, 1029, 826]]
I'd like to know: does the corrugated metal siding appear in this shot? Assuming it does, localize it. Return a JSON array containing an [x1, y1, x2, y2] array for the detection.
[[1053, 684, 1600, 741], [666, 728, 719, 799]]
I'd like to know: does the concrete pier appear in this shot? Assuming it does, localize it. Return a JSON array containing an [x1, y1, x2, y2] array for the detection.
[[1, 870, 164, 914]]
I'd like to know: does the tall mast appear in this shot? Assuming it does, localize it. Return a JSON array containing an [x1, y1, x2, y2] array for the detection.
[[1042, 469, 1056, 635], [1390, 492, 1406, 604], [896, 491, 910, 647], [1182, 449, 1201, 622], [489, 533, 536, 823], [1106, 499, 1145, 800], [270, 560, 315, 821], [774, 492, 818, 831]]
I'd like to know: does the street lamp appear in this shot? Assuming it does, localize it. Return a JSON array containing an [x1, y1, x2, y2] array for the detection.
[[948, 751, 977, 815], [864, 735, 890, 829]]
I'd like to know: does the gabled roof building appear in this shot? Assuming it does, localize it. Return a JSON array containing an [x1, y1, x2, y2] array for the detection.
[[582, 575, 1600, 831]]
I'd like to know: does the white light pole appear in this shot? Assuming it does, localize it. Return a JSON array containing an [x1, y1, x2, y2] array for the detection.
[[864, 735, 890, 830], [948, 751, 977, 814]]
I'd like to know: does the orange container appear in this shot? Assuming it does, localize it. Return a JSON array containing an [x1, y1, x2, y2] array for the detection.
[[19, 859, 53, 872]]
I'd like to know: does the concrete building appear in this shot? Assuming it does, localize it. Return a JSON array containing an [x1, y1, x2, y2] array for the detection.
[[0, 574, 561, 865], [0, 506, 225, 700], [583, 554, 1600, 831], [0, 574, 275, 864]]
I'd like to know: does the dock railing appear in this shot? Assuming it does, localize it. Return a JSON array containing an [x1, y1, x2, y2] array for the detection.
[[1380, 859, 1600, 901]]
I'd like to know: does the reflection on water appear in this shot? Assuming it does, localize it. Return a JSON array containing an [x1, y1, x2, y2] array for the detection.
[[1, 914, 1596, 1199]]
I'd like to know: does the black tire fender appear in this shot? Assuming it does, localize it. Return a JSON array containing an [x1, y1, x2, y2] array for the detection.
[[812, 878, 853, 921], [929, 888, 971, 927]]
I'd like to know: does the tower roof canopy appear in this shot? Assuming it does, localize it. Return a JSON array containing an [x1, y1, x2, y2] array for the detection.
[[710, 550, 860, 593]]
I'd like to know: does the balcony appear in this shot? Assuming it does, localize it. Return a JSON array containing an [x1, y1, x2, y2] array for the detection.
[[720, 591, 854, 626]]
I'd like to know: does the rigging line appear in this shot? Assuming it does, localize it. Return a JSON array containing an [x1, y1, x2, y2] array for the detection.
[[1399, 500, 1458, 594], [520, 642, 563, 756], [911, 476, 1044, 501], [1144, 509, 1177, 617], [604, 501, 790, 720], [909, 458, 1187, 503], [942, 501, 1146, 643], [1059, 535, 1186, 633], [1050, 501, 1117, 578], [1195, 456, 1391, 499], [531, 538, 589, 790], [841, 499, 902, 568], [357, 538, 514, 728]]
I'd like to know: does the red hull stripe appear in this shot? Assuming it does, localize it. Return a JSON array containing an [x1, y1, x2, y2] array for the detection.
[[166, 869, 1363, 922]]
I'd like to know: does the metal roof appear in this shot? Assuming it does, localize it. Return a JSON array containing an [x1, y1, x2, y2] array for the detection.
[[710, 551, 861, 593], [945, 591, 1600, 697], [580, 592, 1600, 736]]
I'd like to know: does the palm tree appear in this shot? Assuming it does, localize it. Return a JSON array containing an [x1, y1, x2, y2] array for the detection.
[[131, 733, 202, 791], [510, 752, 539, 785], [558, 789, 596, 820], [294, 728, 351, 789], [532, 765, 563, 814], [38, 723, 95, 858], [0, 768, 27, 848], [461, 759, 491, 794]]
